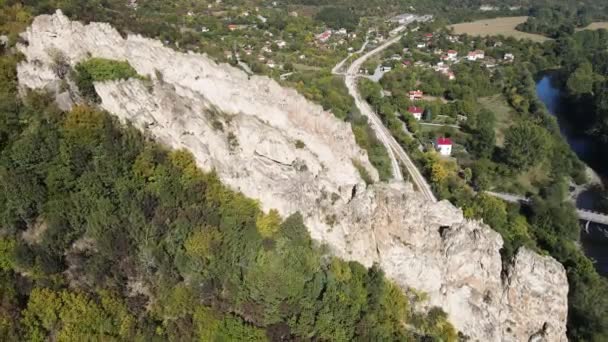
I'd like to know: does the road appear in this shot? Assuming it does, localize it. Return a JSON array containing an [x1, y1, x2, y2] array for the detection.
[[486, 191, 608, 225], [339, 28, 437, 202], [332, 34, 370, 75]]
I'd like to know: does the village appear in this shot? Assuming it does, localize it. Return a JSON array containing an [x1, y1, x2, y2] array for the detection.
[[354, 27, 520, 158]]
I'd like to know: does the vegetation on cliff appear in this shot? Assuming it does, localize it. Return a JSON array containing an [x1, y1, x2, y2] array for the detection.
[[0, 54, 456, 340]]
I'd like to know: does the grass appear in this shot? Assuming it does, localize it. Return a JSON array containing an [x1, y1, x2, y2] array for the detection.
[[478, 95, 517, 147], [576, 22, 608, 31], [448, 17, 550, 43]]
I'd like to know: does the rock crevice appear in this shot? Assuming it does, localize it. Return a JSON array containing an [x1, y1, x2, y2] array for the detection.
[[17, 11, 568, 342]]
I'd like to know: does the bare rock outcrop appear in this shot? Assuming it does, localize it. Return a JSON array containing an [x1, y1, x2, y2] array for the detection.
[[16, 11, 569, 341]]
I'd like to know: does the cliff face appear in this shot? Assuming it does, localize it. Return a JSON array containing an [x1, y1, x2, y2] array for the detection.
[[17, 11, 569, 341]]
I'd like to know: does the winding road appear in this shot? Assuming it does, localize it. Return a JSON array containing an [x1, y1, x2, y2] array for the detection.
[[335, 27, 437, 202]]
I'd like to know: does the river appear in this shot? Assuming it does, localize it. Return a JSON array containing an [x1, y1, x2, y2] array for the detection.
[[536, 75, 608, 276]]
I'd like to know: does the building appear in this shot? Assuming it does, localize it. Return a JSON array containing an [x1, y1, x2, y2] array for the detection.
[[336, 28, 347, 35], [467, 50, 485, 61], [416, 42, 427, 48], [391, 54, 402, 61], [408, 106, 424, 120], [447, 71, 456, 80], [380, 65, 392, 72], [316, 30, 332, 42], [504, 53, 515, 61], [435, 137, 453, 156], [424, 33, 434, 40], [402, 60, 412, 67], [275, 40, 287, 48], [227, 24, 238, 31], [409, 90, 423, 100], [446, 50, 458, 60]]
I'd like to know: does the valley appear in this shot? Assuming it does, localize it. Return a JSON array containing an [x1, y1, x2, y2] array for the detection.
[[0, 1, 607, 341]]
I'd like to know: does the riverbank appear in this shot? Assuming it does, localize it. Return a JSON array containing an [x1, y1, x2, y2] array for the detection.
[[536, 73, 608, 276]]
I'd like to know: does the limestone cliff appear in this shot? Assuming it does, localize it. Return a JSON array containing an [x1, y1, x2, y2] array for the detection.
[[17, 11, 568, 341]]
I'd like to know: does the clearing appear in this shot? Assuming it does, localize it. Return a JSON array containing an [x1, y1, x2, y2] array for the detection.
[[478, 95, 517, 147], [448, 17, 550, 42], [576, 22, 608, 31]]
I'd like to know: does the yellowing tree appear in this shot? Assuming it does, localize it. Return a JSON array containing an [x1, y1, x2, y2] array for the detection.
[[256, 209, 282, 238]]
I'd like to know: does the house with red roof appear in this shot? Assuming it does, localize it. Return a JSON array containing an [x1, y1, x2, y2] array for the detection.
[[446, 50, 458, 60], [407, 106, 424, 120], [409, 90, 423, 100], [424, 33, 434, 40], [227, 24, 238, 31], [316, 30, 332, 42], [435, 137, 453, 156], [402, 60, 412, 67], [467, 50, 485, 61]]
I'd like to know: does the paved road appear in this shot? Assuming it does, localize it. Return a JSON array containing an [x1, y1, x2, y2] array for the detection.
[[486, 191, 608, 225], [332, 35, 370, 75], [340, 28, 437, 202]]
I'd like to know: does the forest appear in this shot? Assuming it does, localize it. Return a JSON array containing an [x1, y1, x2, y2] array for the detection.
[[0, 50, 457, 340]]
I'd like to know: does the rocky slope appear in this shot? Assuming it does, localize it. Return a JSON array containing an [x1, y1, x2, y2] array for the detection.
[[17, 11, 568, 341]]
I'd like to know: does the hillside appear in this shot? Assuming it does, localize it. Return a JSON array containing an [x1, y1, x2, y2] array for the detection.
[[0, 11, 571, 341]]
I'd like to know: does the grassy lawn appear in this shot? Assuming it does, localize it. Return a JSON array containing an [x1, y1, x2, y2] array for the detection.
[[448, 17, 550, 43], [478, 95, 517, 147]]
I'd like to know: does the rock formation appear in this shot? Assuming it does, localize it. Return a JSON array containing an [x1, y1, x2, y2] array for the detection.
[[17, 11, 569, 341]]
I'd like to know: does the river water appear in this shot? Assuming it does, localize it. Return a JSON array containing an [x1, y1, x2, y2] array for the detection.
[[536, 75, 608, 275]]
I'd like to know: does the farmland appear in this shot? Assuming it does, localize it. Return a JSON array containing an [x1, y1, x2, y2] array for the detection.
[[448, 17, 550, 42]]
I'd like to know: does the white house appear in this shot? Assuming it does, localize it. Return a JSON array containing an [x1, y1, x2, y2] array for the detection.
[[408, 106, 424, 120], [416, 42, 427, 48], [275, 40, 287, 48], [467, 50, 485, 61], [446, 50, 458, 60], [504, 53, 515, 61], [435, 137, 453, 156], [409, 90, 423, 100]]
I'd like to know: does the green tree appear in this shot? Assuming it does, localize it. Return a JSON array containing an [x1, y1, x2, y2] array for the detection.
[[502, 123, 550, 171]]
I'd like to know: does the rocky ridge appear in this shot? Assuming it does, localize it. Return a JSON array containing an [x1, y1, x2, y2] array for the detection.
[[17, 11, 568, 341]]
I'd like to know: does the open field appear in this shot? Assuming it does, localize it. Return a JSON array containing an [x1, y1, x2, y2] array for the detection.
[[576, 22, 608, 31], [478, 95, 517, 146], [448, 17, 550, 42]]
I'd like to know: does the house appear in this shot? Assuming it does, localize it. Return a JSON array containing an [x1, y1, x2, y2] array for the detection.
[[447, 71, 456, 80], [424, 33, 434, 40], [316, 30, 332, 42], [402, 60, 412, 67], [434, 62, 449, 72], [435, 137, 453, 156], [416, 42, 427, 48], [201, 26, 210, 33], [380, 65, 392, 72], [227, 24, 238, 31], [409, 90, 423, 100], [257, 15, 267, 23], [446, 50, 458, 60], [336, 28, 347, 35], [504, 53, 515, 61], [467, 50, 485, 61], [275, 40, 287, 48], [267, 60, 276, 68], [391, 54, 402, 61], [408, 106, 424, 120]]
